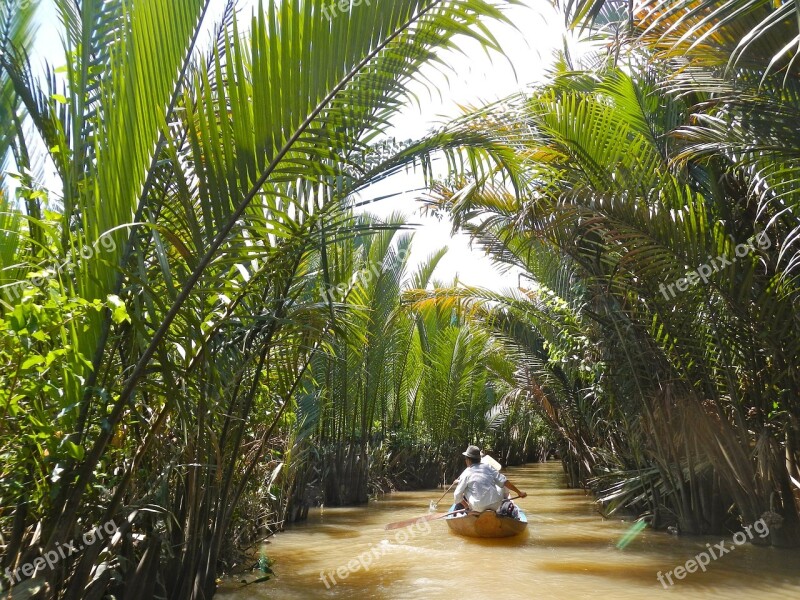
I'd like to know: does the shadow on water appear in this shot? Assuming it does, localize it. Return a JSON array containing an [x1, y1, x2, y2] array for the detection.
[[219, 462, 800, 600]]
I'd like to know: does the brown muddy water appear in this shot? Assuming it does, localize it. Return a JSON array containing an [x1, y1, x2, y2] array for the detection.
[[218, 462, 800, 599]]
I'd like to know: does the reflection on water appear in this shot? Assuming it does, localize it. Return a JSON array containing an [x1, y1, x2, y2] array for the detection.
[[218, 462, 800, 599]]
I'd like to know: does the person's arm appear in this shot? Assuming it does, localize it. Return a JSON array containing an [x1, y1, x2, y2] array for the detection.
[[453, 472, 468, 505], [504, 480, 527, 498]]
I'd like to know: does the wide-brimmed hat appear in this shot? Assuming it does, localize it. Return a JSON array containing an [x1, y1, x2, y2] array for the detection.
[[461, 445, 481, 460]]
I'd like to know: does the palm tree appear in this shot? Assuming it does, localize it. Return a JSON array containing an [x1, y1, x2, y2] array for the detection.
[[285, 216, 451, 508], [422, 25, 799, 542], [0, 0, 519, 596]]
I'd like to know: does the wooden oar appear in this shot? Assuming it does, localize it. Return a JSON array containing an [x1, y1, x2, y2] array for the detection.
[[385, 507, 465, 530], [385, 496, 522, 530], [429, 480, 457, 511]]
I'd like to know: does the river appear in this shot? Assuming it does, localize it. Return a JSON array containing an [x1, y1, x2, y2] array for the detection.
[[218, 462, 800, 599]]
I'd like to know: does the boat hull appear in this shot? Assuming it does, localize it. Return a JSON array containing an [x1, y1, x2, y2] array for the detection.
[[445, 504, 528, 538]]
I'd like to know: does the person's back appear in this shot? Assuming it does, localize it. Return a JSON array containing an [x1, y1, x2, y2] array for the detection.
[[454, 462, 507, 512]]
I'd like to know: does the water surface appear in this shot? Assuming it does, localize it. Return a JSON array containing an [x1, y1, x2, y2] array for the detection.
[[219, 462, 800, 599]]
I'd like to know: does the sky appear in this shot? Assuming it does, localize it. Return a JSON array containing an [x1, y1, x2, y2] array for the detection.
[[355, 1, 571, 290], [25, 0, 574, 291]]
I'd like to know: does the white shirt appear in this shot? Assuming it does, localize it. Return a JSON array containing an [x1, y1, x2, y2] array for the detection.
[[453, 463, 508, 511]]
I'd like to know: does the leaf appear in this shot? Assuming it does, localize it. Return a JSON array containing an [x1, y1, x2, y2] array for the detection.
[[107, 294, 130, 324], [61, 440, 85, 460], [21, 355, 45, 370]]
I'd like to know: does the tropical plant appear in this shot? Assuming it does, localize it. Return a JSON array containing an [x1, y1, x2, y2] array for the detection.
[[285, 219, 529, 512], [420, 2, 800, 542], [0, 0, 522, 596]]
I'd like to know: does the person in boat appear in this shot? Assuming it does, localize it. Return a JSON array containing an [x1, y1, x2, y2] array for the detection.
[[480, 448, 511, 501], [453, 445, 526, 516]]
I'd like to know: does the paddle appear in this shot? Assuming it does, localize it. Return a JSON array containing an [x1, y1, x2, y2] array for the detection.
[[385, 507, 465, 531], [385, 495, 522, 530], [429, 480, 457, 511]]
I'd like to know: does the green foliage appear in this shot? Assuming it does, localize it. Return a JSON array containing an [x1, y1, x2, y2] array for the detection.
[[423, 0, 800, 543], [1, 1, 526, 597], [0, 282, 113, 518]]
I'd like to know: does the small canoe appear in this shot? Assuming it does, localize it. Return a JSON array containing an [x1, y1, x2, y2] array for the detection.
[[445, 504, 528, 538]]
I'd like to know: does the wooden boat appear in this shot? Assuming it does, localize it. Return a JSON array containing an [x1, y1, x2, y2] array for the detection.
[[445, 504, 528, 538]]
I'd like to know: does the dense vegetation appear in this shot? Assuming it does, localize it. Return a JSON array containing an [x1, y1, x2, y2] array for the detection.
[[0, 1, 545, 597], [1, 0, 798, 598], [435, 0, 800, 544]]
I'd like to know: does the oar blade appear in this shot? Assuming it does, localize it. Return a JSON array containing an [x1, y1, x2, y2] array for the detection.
[[384, 496, 521, 530], [384, 503, 474, 530], [385, 513, 438, 530]]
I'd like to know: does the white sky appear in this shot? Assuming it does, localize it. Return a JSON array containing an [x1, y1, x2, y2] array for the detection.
[[26, 0, 573, 291], [358, 1, 570, 290]]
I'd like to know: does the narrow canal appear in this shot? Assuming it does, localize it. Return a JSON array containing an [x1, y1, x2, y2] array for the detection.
[[219, 462, 800, 599]]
